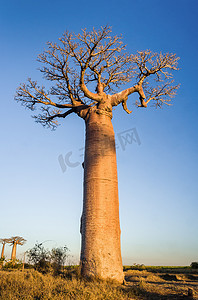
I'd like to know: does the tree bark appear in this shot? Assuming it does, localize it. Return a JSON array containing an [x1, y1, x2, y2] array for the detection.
[[80, 109, 124, 282], [1, 244, 5, 259], [11, 243, 17, 260]]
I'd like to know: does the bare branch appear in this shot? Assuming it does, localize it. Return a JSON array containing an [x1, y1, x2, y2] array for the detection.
[[9, 236, 26, 246], [0, 238, 12, 244], [15, 79, 75, 110], [33, 107, 75, 130], [111, 50, 179, 111], [122, 96, 132, 114], [143, 81, 180, 108], [15, 27, 180, 126]]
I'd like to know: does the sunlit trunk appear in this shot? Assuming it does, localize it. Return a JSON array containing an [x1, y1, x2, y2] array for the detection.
[[11, 243, 17, 260], [1, 244, 5, 259], [80, 111, 124, 282]]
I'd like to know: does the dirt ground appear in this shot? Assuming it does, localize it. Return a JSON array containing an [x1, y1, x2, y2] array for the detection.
[[123, 268, 198, 299]]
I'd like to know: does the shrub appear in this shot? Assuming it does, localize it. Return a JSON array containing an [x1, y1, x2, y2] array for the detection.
[[27, 243, 51, 273], [3, 260, 23, 270], [190, 262, 198, 269], [27, 243, 70, 275], [126, 263, 146, 271], [50, 246, 69, 275]]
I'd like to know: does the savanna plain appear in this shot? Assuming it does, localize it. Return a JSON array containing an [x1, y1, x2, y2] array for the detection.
[[0, 264, 198, 299]]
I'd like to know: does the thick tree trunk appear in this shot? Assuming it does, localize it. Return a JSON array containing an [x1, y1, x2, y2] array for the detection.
[[11, 243, 17, 260], [1, 244, 5, 259], [80, 110, 124, 283]]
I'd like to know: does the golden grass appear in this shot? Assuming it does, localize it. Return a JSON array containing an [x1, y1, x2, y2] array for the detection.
[[0, 269, 134, 300], [1, 267, 198, 299], [124, 269, 198, 299]]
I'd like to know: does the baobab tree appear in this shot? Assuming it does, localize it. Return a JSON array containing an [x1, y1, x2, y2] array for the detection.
[[9, 236, 26, 260], [0, 238, 11, 259], [15, 26, 179, 282]]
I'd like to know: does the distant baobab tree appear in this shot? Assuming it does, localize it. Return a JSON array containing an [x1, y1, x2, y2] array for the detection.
[[9, 236, 26, 260], [0, 238, 11, 259], [15, 26, 179, 282]]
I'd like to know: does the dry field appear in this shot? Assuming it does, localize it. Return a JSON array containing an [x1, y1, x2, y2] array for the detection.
[[124, 267, 198, 299], [0, 266, 197, 299]]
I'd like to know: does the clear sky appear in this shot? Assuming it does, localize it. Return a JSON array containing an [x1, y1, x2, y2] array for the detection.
[[1, 0, 198, 266]]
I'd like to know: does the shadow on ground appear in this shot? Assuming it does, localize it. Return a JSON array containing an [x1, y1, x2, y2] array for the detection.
[[123, 270, 197, 300]]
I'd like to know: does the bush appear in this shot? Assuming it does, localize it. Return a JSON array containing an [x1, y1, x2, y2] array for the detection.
[[0, 257, 5, 265], [27, 243, 51, 273], [124, 264, 146, 271], [3, 260, 23, 270], [27, 243, 70, 275], [190, 262, 198, 269], [51, 246, 69, 275]]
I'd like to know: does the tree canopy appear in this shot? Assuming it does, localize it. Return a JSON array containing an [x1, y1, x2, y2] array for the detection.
[[10, 236, 26, 246], [15, 26, 179, 129]]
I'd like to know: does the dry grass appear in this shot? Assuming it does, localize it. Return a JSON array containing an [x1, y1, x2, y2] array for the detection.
[[0, 269, 132, 300], [124, 268, 198, 299], [0, 267, 198, 299]]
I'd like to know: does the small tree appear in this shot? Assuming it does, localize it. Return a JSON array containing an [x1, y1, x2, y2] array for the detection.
[[27, 243, 51, 273], [50, 246, 69, 274], [15, 26, 179, 282], [191, 262, 198, 269], [27, 243, 69, 274]]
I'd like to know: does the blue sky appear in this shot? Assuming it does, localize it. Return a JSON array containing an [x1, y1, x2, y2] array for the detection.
[[1, 0, 198, 265]]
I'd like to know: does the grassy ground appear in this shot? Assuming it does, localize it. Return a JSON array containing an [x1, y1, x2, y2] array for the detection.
[[0, 266, 198, 299], [124, 267, 198, 299], [0, 268, 131, 300]]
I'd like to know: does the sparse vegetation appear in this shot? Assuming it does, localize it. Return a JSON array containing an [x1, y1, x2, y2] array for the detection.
[[2, 259, 23, 270], [0, 264, 198, 299], [1, 246, 198, 299], [191, 262, 198, 269], [50, 246, 70, 275], [27, 243, 70, 275], [0, 269, 130, 300], [27, 243, 51, 274]]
